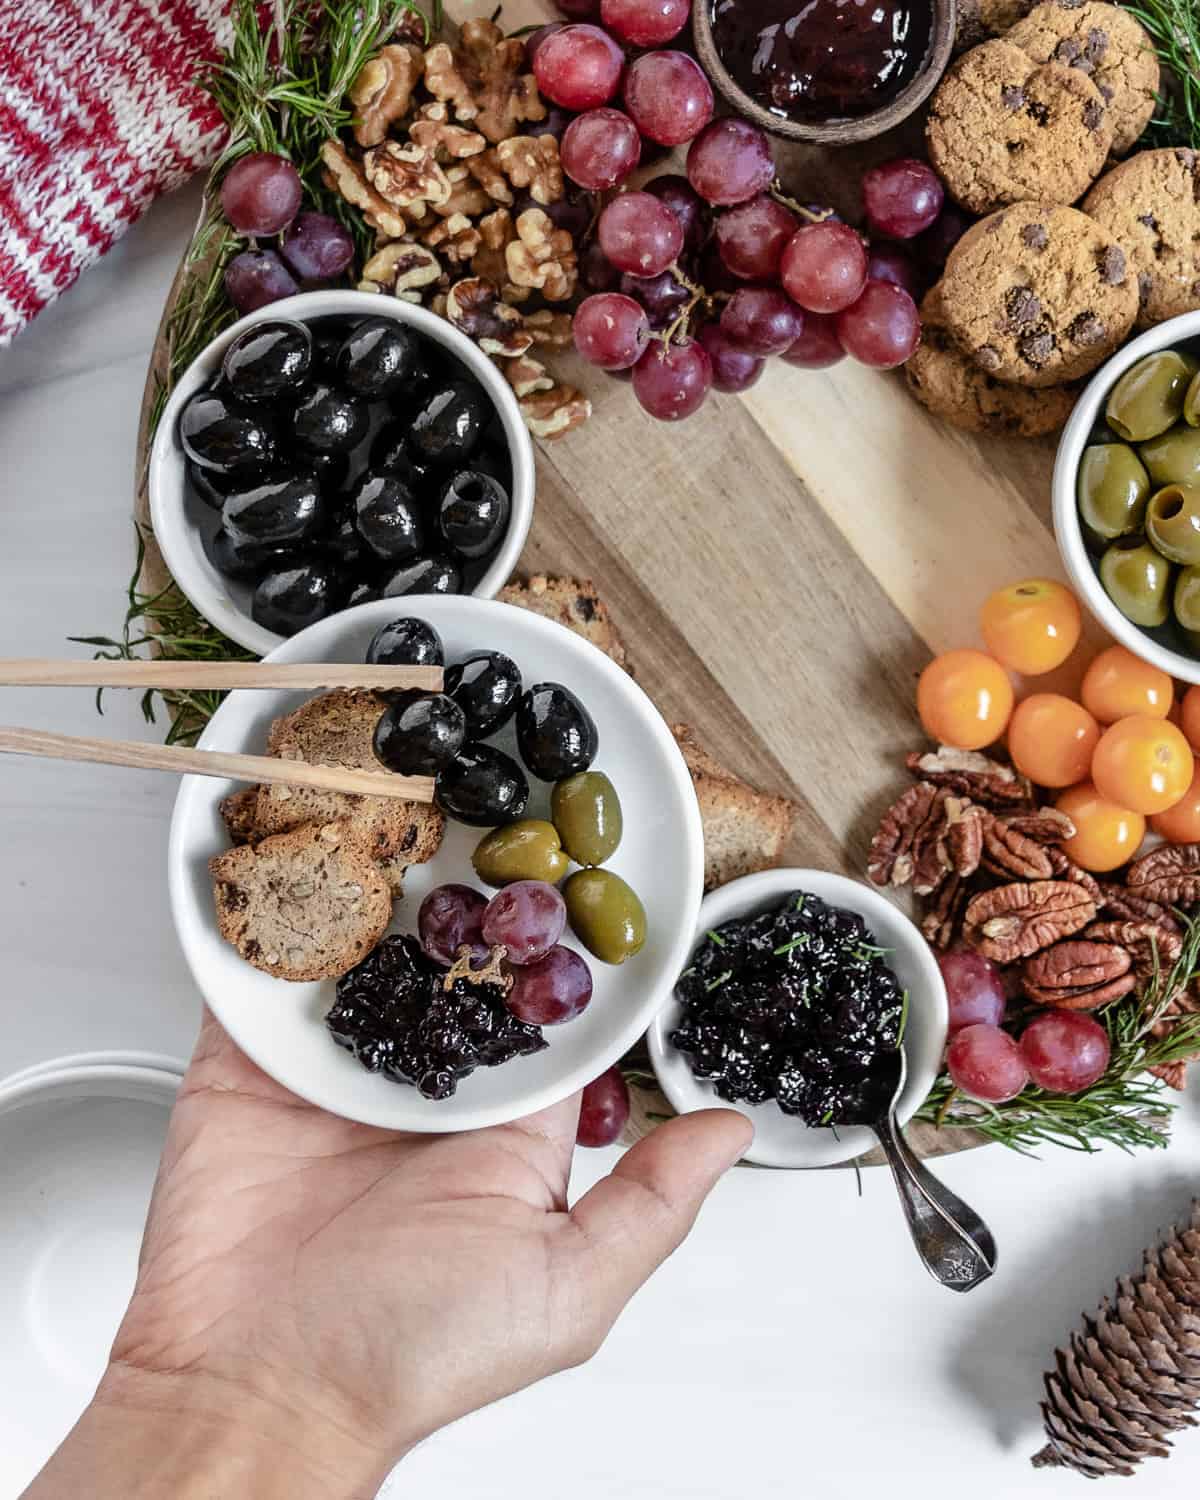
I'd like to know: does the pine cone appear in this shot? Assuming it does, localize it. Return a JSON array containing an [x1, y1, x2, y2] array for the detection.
[[1031, 1203, 1200, 1478]]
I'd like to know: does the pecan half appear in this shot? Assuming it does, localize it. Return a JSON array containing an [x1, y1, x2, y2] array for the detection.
[[905, 746, 1033, 807], [518, 383, 591, 440], [922, 874, 970, 951], [349, 44, 423, 147], [963, 881, 1097, 963], [321, 140, 410, 239], [867, 783, 952, 890], [1127, 844, 1200, 905], [1149, 984, 1200, 1089], [445, 278, 533, 358], [365, 141, 450, 211], [1047, 847, 1102, 901], [506, 208, 577, 301], [1003, 807, 1076, 844], [496, 134, 564, 205], [1097, 884, 1181, 932], [1021, 940, 1135, 1008], [981, 813, 1055, 880], [945, 799, 985, 882], [1084, 919, 1183, 979]]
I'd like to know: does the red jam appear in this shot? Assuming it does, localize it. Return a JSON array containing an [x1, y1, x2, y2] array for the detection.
[[710, 0, 933, 123]]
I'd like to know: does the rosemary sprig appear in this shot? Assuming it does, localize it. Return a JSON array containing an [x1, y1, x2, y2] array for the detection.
[[1126, 0, 1200, 149], [915, 908, 1200, 1155]]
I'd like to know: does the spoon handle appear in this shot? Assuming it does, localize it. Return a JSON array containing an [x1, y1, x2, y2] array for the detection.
[[873, 1112, 998, 1293]]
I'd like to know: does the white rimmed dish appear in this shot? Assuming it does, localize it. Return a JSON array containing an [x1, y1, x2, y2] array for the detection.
[[0, 1056, 183, 1495], [167, 595, 704, 1133], [1054, 309, 1200, 684], [149, 289, 536, 657], [647, 869, 949, 1169]]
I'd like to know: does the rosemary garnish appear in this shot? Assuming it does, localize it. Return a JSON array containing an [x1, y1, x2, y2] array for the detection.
[[1127, 0, 1200, 150], [705, 970, 734, 992], [706, 929, 727, 947], [774, 934, 808, 955]]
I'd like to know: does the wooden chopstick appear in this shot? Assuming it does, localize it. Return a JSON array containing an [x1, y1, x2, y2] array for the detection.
[[0, 660, 444, 693], [0, 726, 435, 803]]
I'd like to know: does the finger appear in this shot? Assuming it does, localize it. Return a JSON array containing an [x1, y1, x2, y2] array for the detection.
[[565, 1108, 752, 1332], [500, 1092, 582, 1206]]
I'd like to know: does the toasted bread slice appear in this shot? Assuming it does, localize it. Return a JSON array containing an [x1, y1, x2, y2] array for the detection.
[[220, 787, 262, 845], [497, 574, 630, 670]]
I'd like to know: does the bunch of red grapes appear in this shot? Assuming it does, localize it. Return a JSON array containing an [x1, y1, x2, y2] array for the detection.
[[531, 2, 970, 421], [219, 152, 357, 313]]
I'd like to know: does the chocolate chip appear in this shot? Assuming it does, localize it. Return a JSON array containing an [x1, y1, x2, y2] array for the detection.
[[976, 344, 1003, 371], [1018, 331, 1056, 366], [1192, 279, 1200, 298], [985, 216, 1004, 234], [1002, 85, 1025, 111], [1082, 100, 1104, 131], [1021, 223, 1049, 250], [1084, 26, 1108, 62], [1027, 99, 1052, 126], [575, 594, 597, 621], [1004, 286, 1042, 328], [1098, 82, 1113, 100], [1067, 313, 1106, 346], [1138, 213, 1159, 231], [1055, 37, 1081, 61], [1138, 271, 1154, 306], [1097, 245, 1126, 284], [1175, 148, 1197, 170]]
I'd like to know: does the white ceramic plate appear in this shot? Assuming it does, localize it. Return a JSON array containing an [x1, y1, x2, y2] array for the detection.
[[647, 869, 949, 1169], [0, 1062, 181, 1495], [168, 595, 704, 1132]]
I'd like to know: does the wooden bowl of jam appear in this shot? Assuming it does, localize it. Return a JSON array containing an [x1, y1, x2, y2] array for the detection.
[[694, 0, 956, 145]]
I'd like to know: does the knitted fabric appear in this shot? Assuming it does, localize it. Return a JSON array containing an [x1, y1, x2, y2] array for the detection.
[[0, 0, 231, 345]]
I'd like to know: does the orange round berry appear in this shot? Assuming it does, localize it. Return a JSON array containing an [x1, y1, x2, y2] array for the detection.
[[1090, 715, 1193, 814], [979, 578, 1082, 675], [1180, 685, 1200, 752], [1056, 782, 1146, 872], [1150, 757, 1200, 843], [1080, 646, 1173, 724], [1007, 694, 1100, 788], [917, 650, 1014, 751]]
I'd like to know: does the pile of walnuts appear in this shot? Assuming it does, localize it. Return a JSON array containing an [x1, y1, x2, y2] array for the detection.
[[868, 745, 1200, 1090], [321, 19, 590, 441]]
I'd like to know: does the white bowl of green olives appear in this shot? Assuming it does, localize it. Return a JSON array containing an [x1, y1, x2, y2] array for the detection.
[[149, 289, 535, 656], [1055, 310, 1200, 681]]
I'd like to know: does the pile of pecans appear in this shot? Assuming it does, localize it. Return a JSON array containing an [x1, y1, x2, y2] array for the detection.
[[868, 746, 1200, 1089], [322, 18, 591, 441]]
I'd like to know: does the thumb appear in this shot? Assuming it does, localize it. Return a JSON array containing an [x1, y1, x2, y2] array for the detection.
[[565, 1108, 752, 1340]]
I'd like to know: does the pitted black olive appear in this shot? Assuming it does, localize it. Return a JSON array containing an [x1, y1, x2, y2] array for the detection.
[[374, 690, 466, 776], [221, 320, 312, 400], [352, 473, 425, 562], [443, 651, 522, 737], [380, 554, 461, 597], [436, 744, 529, 826], [206, 528, 295, 584], [222, 471, 326, 548], [408, 380, 489, 466], [336, 317, 421, 397], [366, 617, 444, 668], [370, 422, 435, 495], [252, 560, 344, 637], [180, 391, 278, 475], [437, 470, 510, 558], [187, 461, 237, 511], [516, 683, 598, 780], [292, 382, 369, 453]]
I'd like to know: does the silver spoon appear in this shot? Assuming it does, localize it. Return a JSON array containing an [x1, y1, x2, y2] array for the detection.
[[852, 1047, 997, 1293]]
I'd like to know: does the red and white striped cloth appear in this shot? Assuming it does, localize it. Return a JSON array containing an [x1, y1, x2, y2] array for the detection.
[[0, 0, 231, 345]]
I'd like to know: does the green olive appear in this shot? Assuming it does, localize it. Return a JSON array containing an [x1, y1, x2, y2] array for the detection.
[[1175, 565, 1200, 633], [1077, 442, 1150, 542], [1099, 538, 1172, 627], [551, 771, 623, 866], [563, 869, 646, 965], [1184, 369, 1200, 428], [1106, 350, 1199, 442], [471, 819, 568, 887], [1146, 484, 1200, 564], [1139, 423, 1200, 488]]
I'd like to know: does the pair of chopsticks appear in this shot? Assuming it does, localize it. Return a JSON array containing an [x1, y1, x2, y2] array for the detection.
[[0, 660, 444, 804]]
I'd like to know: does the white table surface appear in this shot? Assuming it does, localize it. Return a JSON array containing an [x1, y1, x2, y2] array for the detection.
[[1, 182, 1197, 1500]]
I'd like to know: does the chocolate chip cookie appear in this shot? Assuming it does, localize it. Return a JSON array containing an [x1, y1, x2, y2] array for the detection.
[[1083, 148, 1200, 327], [1007, 1, 1158, 156], [940, 201, 1138, 385], [905, 285, 1079, 435], [954, 0, 1039, 51], [927, 39, 1113, 214]]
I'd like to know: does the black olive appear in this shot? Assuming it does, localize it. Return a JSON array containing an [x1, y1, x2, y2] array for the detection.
[[179, 391, 278, 476], [222, 471, 326, 548], [370, 422, 435, 496], [517, 683, 598, 780], [409, 380, 489, 466], [221, 320, 312, 400], [206, 528, 295, 584], [321, 514, 368, 571], [366, 617, 445, 668], [187, 461, 236, 511], [380, 554, 462, 598], [352, 473, 425, 562], [292, 382, 369, 453], [336, 317, 422, 397], [347, 581, 381, 608], [252, 560, 343, 637], [374, 690, 466, 775], [437, 470, 510, 559], [443, 651, 522, 738], [436, 744, 529, 826], [304, 446, 352, 497]]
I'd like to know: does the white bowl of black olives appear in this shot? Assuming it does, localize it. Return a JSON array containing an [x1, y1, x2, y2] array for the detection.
[[149, 290, 535, 655]]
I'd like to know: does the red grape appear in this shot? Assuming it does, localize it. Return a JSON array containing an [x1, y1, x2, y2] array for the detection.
[[481, 880, 566, 966], [861, 157, 944, 240], [597, 191, 684, 276], [557, 0, 600, 16], [601, 0, 689, 46], [643, 174, 709, 253], [223, 249, 299, 313], [865, 245, 923, 301], [620, 268, 690, 328], [1020, 1012, 1111, 1094], [278, 212, 354, 282], [719, 286, 803, 355], [524, 104, 574, 143], [836, 281, 921, 368], [418, 883, 488, 966], [220, 152, 302, 235], [515, 185, 592, 240], [623, 51, 713, 147], [525, 21, 565, 66], [780, 222, 867, 314], [577, 1065, 631, 1146], [781, 312, 844, 368], [697, 323, 764, 393], [580, 237, 622, 292], [507, 945, 594, 1025], [561, 108, 640, 190], [698, 243, 741, 294], [946, 1024, 1029, 1103], [574, 291, 651, 368], [686, 118, 775, 206], [715, 193, 797, 281], [533, 24, 624, 111], [915, 202, 974, 268], [937, 949, 1005, 1034], [632, 338, 712, 420]]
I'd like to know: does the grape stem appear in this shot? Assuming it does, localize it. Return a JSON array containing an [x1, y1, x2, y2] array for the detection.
[[770, 181, 834, 223], [658, 262, 712, 349]]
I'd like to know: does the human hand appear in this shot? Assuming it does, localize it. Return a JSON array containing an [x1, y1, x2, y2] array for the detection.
[[30, 1011, 750, 1499]]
